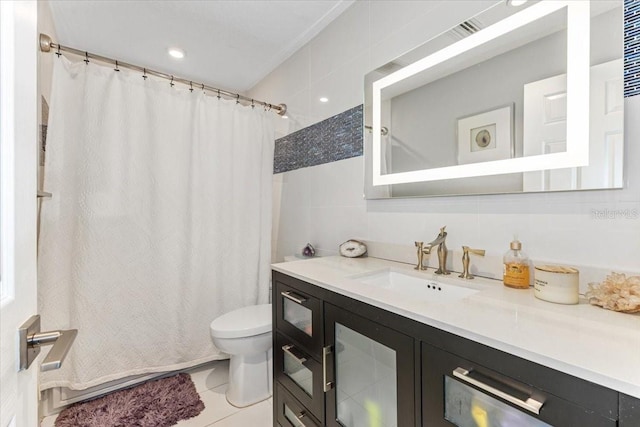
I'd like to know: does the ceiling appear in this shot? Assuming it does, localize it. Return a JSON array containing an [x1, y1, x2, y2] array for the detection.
[[47, 0, 353, 92]]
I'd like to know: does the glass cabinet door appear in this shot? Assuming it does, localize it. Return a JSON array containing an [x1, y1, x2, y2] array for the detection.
[[275, 333, 324, 421], [324, 303, 415, 427], [275, 281, 323, 356], [276, 383, 321, 427]]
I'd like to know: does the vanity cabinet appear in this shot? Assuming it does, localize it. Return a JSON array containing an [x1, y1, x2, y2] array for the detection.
[[273, 270, 631, 427], [273, 271, 416, 427], [620, 394, 640, 426]]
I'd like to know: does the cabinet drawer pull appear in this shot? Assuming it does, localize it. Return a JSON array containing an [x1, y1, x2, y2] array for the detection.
[[452, 367, 543, 415], [323, 345, 334, 392], [281, 291, 307, 305], [282, 344, 307, 364]]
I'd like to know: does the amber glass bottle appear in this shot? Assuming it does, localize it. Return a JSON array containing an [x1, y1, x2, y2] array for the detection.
[[503, 239, 530, 289]]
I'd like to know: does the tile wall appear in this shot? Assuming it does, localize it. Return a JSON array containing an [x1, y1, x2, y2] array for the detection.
[[625, 0, 640, 97], [250, 0, 640, 280]]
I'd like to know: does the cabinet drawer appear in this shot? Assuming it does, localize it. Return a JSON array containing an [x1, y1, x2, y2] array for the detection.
[[422, 342, 617, 427], [275, 280, 323, 357], [275, 333, 324, 422], [276, 383, 322, 427]]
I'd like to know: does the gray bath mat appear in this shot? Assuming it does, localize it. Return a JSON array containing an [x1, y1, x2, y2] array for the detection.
[[54, 373, 204, 427]]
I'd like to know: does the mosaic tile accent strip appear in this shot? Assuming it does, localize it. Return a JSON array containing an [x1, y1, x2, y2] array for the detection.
[[274, 104, 363, 173], [625, 0, 640, 97]]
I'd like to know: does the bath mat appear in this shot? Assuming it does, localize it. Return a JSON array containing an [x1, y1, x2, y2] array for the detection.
[[54, 373, 204, 427]]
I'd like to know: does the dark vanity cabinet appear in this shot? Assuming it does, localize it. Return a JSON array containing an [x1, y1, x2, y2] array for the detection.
[[273, 270, 633, 427], [273, 272, 415, 427]]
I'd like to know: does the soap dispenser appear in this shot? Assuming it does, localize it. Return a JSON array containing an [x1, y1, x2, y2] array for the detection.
[[503, 237, 530, 289]]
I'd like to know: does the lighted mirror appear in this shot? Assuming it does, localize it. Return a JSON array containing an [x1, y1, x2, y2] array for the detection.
[[364, 0, 624, 198]]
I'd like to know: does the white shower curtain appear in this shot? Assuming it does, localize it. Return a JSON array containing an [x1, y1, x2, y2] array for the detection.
[[38, 57, 274, 391]]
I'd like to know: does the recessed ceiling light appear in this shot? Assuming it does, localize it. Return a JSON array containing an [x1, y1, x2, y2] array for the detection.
[[168, 47, 185, 59], [319, 97, 329, 103], [507, 0, 528, 6]]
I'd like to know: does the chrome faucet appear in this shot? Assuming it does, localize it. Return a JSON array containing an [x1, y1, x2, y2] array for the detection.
[[414, 226, 450, 275]]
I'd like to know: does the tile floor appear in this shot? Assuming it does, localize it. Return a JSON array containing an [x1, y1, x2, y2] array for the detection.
[[41, 360, 273, 427]]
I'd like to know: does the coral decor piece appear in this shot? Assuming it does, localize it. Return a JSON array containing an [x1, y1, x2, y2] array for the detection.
[[586, 272, 640, 313], [54, 373, 204, 427]]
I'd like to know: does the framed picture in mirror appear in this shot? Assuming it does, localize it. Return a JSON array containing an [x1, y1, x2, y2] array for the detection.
[[457, 104, 513, 165]]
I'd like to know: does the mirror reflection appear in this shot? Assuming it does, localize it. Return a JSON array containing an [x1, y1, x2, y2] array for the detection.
[[364, 0, 623, 198]]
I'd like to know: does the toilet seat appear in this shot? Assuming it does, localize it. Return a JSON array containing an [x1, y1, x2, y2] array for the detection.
[[210, 304, 271, 339]]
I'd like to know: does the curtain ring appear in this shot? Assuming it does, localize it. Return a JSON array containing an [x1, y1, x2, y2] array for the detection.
[[142, 68, 148, 80], [170, 76, 174, 87], [189, 81, 193, 92], [114, 60, 120, 72], [84, 51, 90, 64]]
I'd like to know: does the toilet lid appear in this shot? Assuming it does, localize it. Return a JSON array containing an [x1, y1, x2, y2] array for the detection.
[[210, 304, 272, 339]]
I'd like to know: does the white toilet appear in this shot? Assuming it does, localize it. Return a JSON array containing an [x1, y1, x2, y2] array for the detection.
[[209, 304, 272, 407]]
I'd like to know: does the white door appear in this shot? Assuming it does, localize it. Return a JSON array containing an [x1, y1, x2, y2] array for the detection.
[[523, 59, 624, 192], [0, 1, 39, 427], [522, 73, 576, 191]]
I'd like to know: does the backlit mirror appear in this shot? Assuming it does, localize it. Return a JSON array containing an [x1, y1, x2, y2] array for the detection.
[[364, 0, 623, 198]]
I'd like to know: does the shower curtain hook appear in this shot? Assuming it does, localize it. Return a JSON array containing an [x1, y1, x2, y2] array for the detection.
[[236, 94, 240, 104], [170, 76, 174, 87], [114, 60, 120, 72], [251, 99, 255, 109], [201, 83, 205, 93], [55, 44, 61, 58], [84, 51, 90, 64], [142, 68, 147, 80], [189, 81, 193, 92], [217, 89, 221, 100]]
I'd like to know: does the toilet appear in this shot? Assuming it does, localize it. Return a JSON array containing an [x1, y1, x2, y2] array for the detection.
[[209, 304, 272, 407]]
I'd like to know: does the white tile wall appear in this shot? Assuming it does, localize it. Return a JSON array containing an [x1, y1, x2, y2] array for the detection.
[[251, 1, 640, 279]]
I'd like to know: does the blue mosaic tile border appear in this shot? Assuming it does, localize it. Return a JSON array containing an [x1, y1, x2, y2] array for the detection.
[[625, 0, 640, 97], [274, 104, 363, 174]]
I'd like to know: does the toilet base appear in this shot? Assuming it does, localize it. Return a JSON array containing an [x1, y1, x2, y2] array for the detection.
[[226, 348, 273, 408]]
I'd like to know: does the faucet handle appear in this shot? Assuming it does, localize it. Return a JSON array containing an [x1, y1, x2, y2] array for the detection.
[[464, 246, 485, 257], [459, 246, 485, 279], [414, 242, 426, 270]]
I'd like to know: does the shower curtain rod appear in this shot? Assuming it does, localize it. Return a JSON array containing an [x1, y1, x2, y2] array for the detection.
[[39, 33, 287, 116]]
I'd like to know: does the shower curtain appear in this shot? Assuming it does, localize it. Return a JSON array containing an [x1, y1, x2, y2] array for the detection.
[[38, 57, 274, 391]]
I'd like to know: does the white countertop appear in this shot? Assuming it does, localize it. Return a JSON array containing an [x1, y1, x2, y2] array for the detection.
[[272, 256, 640, 399]]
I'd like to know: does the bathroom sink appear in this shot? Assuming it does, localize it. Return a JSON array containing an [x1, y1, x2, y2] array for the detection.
[[351, 269, 479, 303]]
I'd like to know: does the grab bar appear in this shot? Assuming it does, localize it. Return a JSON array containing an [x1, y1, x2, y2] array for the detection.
[[19, 315, 78, 371]]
